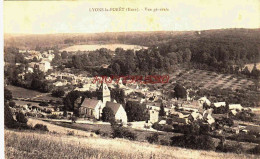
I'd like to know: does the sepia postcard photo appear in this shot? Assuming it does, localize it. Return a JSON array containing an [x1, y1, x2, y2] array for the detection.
[[2, 0, 260, 158]]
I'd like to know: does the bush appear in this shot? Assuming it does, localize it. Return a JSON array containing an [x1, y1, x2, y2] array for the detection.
[[47, 114, 58, 119], [39, 102, 49, 106], [9, 101, 16, 107], [146, 133, 159, 144], [52, 89, 65, 97], [94, 129, 101, 135], [34, 124, 49, 132], [16, 112, 28, 124], [4, 102, 18, 128], [112, 125, 137, 140], [217, 143, 244, 154], [152, 122, 173, 132], [171, 134, 216, 151], [249, 144, 260, 155], [160, 139, 170, 146]]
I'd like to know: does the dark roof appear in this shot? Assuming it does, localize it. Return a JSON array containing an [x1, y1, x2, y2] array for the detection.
[[81, 98, 100, 109], [106, 102, 121, 114]]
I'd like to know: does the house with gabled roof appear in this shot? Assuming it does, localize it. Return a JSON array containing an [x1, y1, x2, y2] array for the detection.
[[105, 101, 127, 124], [79, 98, 103, 119], [213, 102, 226, 108]]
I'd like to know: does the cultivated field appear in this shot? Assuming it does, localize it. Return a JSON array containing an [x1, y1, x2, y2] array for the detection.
[[60, 44, 148, 52], [5, 130, 258, 159], [167, 69, 255, 90]]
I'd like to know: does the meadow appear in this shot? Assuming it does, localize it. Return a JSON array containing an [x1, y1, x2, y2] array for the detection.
[[5, 130, 258, 159], [60, 44, 148, 52], [6, 85, 61, 102]]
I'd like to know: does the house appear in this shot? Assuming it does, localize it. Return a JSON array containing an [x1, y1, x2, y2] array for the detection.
[[198, 96, 211, 107], [213, 102, 226, 108], [146, 102, 161, 111], [38, 61, 51, 72], [149, 110, 159, 123], [79, 98, 103, 119], [172, 116, 189, 124], [188, 112, 203, 122], [105, 101, 127, 124], [229, 104, 243, 111]]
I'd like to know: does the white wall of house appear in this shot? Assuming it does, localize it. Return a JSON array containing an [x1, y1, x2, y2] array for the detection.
[[115, 105, 128, 124], [94, 101, 104, 119]]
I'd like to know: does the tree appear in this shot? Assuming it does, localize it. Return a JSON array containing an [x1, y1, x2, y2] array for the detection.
[[63, 91, 82, 112], [159, 103, 166, 116], [52, 89, 65, 97], [4, 102, 17, 128], [183, 48, 192, 62], [16, 112, 28, 124], [174, 84, 187, 99], [4, 88, 12, 101], [9, 101, 16, 107], [251, 64, 260, 79], [125, 101, 148, 122], [110, 88, 125, 105], [101, 107, 115, 124], [61, 51, 68, 59]]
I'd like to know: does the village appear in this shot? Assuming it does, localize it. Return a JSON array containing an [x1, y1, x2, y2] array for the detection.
[[5, 48, 260, 145]]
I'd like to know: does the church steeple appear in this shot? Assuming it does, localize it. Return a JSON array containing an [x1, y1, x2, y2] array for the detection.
[[98, 83, 111, 105]]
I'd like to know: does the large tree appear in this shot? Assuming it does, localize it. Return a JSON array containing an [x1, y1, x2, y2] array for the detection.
[[63, 91, 82, 112], [101, 107, 115, 124], [125, 101, 148, 122], [174, 84, 187, 99]]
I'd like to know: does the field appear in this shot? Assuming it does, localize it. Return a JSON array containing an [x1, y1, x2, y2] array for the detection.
[[5, 129, 258, 159], [60, 44, 148, 52], [49, 121, 181, 142], [6, 85, 61, 102], [166, 68, 255, 90]]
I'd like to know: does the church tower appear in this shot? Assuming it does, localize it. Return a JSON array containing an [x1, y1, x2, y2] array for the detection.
[[98, 83, 111, 105]]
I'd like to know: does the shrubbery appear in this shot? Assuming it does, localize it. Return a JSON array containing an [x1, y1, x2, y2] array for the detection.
[[249, 144, 260, 155], [216, 143, 245, 154], [152, 122, 173, 132], [52, 89, 65, 97], [47, 114, 58, 119], [34, 124, 49, 132], [112, 125, 137, 140], [146, 133, 159, 144], [171, 134, 216, 151], [16, 112, 28, 124]]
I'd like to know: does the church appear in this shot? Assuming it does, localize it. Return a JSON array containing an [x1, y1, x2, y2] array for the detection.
[[77, 83, 128, 124]]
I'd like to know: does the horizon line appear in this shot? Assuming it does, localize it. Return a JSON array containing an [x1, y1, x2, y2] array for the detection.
[[4, 27, 260, 35]]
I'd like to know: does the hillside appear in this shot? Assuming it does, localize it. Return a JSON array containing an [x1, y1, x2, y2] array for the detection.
[[5, 129, 257, 159]]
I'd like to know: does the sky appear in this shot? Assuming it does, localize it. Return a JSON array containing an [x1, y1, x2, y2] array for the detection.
[[3, 0, 260, 34]]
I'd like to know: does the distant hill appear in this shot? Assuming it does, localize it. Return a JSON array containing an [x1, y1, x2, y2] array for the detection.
[[5, 28, 260, 51]]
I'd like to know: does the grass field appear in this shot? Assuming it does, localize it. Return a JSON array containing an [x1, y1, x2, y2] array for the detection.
[[5, 130, 258, 159], [60, 44, 148, 52], [50, 121, 180, 142], [167, 68, 255, 90]]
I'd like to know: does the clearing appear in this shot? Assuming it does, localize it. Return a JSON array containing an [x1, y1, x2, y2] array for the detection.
[[60, 44, 148, 52]]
